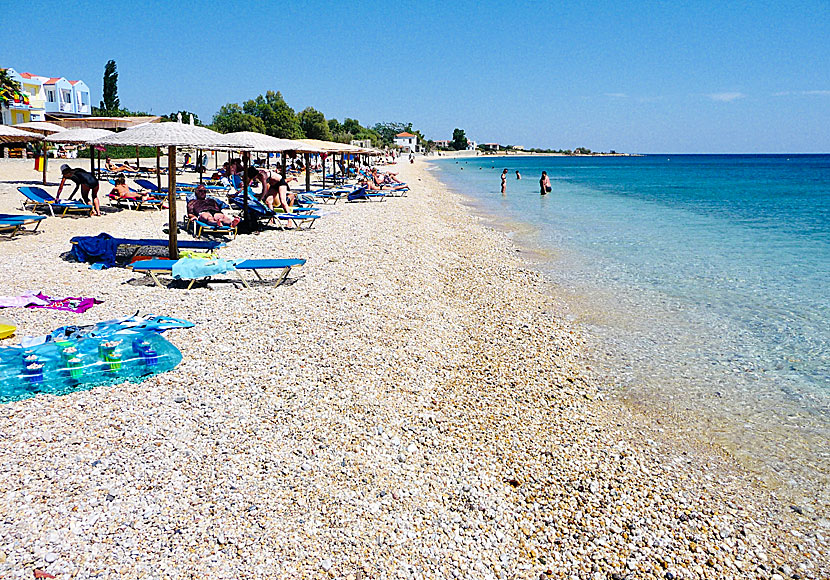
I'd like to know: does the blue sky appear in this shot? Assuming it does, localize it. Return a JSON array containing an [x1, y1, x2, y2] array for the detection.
[[3, 0, 828, 152]]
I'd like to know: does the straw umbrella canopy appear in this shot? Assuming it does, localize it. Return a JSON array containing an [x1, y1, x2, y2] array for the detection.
[[47, 128, 114, 178], [222, 132, 322, 154], [14, 121, 66, 134], [46, 128, 113, 143], [14, 122, 67, 184], [91, 122, 249, 259], [0, 125, 42, 144]]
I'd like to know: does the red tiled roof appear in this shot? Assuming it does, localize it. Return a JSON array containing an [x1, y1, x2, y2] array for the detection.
[[44, 77, 63, 85], [20, 72, 35, 79], [69, 80, 81, 85], [396, 132, 416, 137]]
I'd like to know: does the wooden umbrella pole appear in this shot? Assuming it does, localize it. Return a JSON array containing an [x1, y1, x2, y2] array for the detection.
[[156, 147, 161, 193], [305, 153, 310, 192], [136, 145, 140, 172], [41, 144, 47, 185], [322, 153, 326, 189], [282, 152, 287, 182], [89, 145, 95, 174], [198, 149, 203, 184], [168, 145, 178, 260], [242, 151, 250, 225]]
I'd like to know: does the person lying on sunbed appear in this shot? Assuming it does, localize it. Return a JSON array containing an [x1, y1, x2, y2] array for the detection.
[[105, 157, 137, 173], [110, 176, 147, 201], [371, 167, 403, 185], [187, 185, 240, 228], [359, 177, 407, 192]]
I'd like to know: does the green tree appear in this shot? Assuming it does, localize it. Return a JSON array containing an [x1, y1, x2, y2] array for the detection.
[[451, 128, 468, 150], [212, 103, 266, 134], [327, 118, 342, 134], [242, 90, 304, 139], [298, 107, 331, 141], [99, 60, 120, 112], [342, 118, 363, 135], [371, 122, 413, 146]]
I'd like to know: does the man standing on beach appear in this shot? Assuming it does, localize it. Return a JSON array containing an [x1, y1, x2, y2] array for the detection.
[[501, 169, 508, 194]]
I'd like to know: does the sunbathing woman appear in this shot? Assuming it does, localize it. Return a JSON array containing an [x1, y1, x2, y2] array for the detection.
[[105, 157, 137, 173], [109, 176, 147, 201]]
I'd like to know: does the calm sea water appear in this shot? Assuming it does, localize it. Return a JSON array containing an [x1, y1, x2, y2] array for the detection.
[[430, 154, 830, 511]]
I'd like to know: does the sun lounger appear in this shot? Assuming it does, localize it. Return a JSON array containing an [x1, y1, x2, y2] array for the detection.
[[347, 187, 387, 202], [18, 187, 93, 217], [0, 213, 46, 238], [229, 194, 320, 230], [187, 217, 238, 240], [133, 179, 189, 199], [131, 257, 306, 289], [70, 235, 224, 261]]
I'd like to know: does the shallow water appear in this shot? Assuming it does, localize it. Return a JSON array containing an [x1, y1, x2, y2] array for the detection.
[[431, 154, 830, 512]]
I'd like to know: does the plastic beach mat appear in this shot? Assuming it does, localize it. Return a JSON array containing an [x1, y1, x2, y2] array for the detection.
[[1, 330, 182, 403]]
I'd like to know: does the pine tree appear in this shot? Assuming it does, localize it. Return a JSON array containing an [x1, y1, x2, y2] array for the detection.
[[100, 60, 120, 112]]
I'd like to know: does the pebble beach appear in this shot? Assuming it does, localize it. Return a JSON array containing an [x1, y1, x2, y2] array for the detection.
[[0, 158, 827, 579]]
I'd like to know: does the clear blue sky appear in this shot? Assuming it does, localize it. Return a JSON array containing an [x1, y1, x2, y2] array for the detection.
[[3, 0, 828, 152]]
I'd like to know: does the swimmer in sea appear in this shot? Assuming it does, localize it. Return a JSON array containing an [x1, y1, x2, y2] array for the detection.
[[516, 170, 521, 180], [540, 171, 551, 195]]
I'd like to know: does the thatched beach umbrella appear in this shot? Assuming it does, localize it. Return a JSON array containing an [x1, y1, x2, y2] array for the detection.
[[46, 128, 114, 179], [15, 121, 66, 184], [0, 124, 42, 143], [14, 121, 66, 134], [92, 122, 247, 259]]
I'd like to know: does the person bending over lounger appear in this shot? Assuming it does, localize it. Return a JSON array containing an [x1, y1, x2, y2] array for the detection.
[[57, 164, 101, 216], [247, 167, 293, 213], [187, 185, 240, 228]]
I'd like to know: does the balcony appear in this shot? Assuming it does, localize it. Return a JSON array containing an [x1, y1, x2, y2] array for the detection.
[[77, 104, 89, 114], [60, 102, 72, 113], [28, 98, 46, 110]]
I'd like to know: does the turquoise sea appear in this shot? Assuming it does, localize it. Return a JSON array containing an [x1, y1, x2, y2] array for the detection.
[[429, 154, 830, 511]]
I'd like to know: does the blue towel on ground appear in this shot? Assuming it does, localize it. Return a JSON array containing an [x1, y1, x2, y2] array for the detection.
[[71, 233, 118, 268], [171, 258, 236, 280]]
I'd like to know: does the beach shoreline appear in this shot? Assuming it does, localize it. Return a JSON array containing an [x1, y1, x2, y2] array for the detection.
[[0, 158, 826, 579]]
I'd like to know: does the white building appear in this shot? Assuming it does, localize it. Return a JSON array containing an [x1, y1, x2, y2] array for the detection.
[[394, 132, 421, 153], [1, 68, 91, 125]]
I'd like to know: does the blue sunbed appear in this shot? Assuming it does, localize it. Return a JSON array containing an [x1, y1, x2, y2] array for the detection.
[[131, 258, 306, 289], [0, 213, 46, 237], [18, 187, 93, 217]]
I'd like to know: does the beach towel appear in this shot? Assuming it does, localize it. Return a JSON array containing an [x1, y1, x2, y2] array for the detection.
[[28, 294, 103, 314], [171, 258, 236, 280], [0, 291, 49, 309], [71, 233, 119, 268]]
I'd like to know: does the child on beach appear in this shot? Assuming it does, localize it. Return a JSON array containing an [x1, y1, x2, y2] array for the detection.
[[540, 171, 551, 195]]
